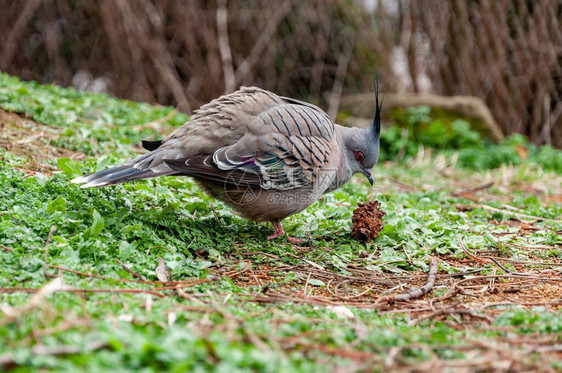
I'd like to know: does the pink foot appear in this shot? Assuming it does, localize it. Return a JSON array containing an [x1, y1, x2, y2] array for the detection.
[[287, 236, 305, 244], [267, 221, 285, 240], [267, 222, 305, 244]]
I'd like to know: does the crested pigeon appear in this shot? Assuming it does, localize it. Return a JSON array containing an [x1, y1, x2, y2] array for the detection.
[[72, 86, 382, 243]]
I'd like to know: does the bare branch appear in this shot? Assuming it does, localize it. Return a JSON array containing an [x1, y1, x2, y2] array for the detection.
[[327, 39, 355, 120], [234, 0, 294, 86], [216, 0, 235, 93], [393, 257, 439, 302]]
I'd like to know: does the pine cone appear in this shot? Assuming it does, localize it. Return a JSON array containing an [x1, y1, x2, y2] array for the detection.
[[351, 200, 386, 241]]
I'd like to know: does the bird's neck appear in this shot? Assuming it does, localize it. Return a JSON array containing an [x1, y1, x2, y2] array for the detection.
[[326, 125, 354, 192]]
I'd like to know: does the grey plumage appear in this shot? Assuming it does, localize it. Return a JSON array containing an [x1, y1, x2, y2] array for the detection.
[[72, 86, 382, 242]]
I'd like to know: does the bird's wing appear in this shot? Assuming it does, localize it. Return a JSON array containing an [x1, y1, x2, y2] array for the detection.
[[74, 86, 336, 190], [165, 102, 336, 191]]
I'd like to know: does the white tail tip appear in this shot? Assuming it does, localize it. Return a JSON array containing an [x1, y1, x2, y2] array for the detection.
[[71, 176, 87, 184], [81, 181, 107, 188]]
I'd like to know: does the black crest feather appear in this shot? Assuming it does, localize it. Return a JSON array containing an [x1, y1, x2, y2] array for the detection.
[[371, 81, 382, 141]]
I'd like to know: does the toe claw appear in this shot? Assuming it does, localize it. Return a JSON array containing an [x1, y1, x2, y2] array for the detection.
[[287, 236, 305, 244], [267, 221, 285, 240], [268, 221, 305, 244], [267, 232, 283, 240]]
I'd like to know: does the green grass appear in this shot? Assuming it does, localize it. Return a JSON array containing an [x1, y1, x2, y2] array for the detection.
[[1, 74, 561, 371], [0, 72, 188, 157]]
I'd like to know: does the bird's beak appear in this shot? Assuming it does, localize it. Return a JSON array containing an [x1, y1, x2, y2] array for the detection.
[[362, 168, 374, 186]]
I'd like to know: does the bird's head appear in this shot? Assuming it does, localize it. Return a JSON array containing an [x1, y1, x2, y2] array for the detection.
[[341, 84, 382, 185]]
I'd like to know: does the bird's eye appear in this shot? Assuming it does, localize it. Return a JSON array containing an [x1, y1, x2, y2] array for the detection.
[[354, 151, 365, 163]]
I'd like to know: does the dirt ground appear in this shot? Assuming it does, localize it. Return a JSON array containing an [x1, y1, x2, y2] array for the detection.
[[0, 108, 87, 175]]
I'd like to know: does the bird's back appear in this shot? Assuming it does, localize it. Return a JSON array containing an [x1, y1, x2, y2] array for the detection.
[[162, 87, 288, 157], [73, 86, 340, 207]]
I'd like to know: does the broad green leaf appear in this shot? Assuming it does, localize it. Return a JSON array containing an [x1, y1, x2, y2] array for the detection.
[[46, 196, 66, 213], [118, 240, 136, 261], [35, 172, 49, 187], [90, 209, 104, 238], [58, 158, 81, 176]]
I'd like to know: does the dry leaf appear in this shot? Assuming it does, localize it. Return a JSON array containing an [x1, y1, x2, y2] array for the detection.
[[156, 257, 170, 282], [327, 305, 355, 319]]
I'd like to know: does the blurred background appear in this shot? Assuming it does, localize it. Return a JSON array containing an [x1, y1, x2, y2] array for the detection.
[[0, 0, 560, 147]]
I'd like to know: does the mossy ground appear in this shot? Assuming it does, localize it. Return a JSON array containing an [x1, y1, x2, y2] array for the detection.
[[1, 74, 561, 371]]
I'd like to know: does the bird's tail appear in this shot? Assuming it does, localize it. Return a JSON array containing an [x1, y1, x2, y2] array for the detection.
[[71, 147, 181, 188]]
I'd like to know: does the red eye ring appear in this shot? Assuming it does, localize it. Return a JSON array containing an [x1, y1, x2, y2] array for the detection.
[[354, 151, 365, 163]]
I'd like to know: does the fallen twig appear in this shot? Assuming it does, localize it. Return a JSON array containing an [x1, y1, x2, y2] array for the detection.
[[330, 283, 379, 300], [430, 287, 461, 307], [224, 261, 251, 278], [459, 236, 490, 264], [0, 278, 72, 325], [453, 274, 562, 288], [116, 259, 146, 281], [455, 203, 561, 223], [152, 278, 213, 291], [480, 301, 562, 308], [380, 257, 439, 303], [411, 305, 494, 325], [47, 264, 213, 286], [402, 245, 414, 266], [488, 257, 533, 277], [459, 236, 562, 273], [278, 337, 373, 362], [238, 251, 281, 260], [451, 182, 494, 197], [209, 202, 222, 227], [509, 243, 559, 251]]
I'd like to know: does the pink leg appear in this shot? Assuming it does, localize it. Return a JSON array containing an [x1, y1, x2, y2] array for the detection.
[[267, 221, 285, 240], [267, 222, 305, 244]]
